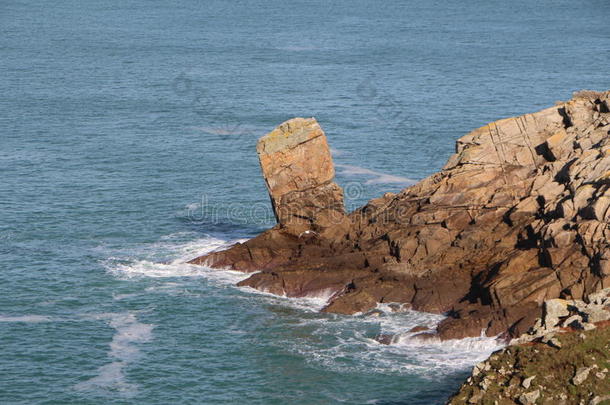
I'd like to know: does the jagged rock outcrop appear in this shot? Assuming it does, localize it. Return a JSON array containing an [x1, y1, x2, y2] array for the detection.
[[190, 90, 610, 339]]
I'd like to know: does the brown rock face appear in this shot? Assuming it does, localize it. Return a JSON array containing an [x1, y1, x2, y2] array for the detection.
[[190, 90, 610, 340], [256, 118, 346, 236]]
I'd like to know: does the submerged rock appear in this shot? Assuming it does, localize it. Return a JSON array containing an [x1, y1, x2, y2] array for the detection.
[[191, 90, 610, 340]]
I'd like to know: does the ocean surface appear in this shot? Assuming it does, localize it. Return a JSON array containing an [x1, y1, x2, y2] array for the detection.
[[1, 0, 609, 403]]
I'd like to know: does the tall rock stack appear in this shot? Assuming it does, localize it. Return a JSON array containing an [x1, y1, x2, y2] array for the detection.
[[256, 118, 346, 236]]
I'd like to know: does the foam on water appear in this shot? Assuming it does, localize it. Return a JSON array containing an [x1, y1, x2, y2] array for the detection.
[[104, 232, 341, 310], [283, 306, 504, 378], [75, 312, 154, 396], [112, 293, 141, 301], [104, 234, 251, 285], [239, 285, 338, 312], [112, 259, 223, 279], [104, 233, 504, 381]]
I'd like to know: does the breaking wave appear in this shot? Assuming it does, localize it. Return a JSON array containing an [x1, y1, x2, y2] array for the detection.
[[104, 233, 250, 284], [280, 304, 504, 378], [102, 232, 503, 381]]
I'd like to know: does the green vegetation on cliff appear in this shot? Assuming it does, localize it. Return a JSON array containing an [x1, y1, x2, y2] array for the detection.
[[448, 326, 610, 404]]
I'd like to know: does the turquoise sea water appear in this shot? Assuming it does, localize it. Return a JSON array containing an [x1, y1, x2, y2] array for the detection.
[[1, 1, 609, 403]]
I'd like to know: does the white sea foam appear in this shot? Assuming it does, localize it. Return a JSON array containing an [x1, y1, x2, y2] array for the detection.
[[239, 286, 338, 312], [281, 305, 504, 377], [0, 315, 52, 323], [337, 163, 417, 186], [110, 259, 252, 289], [372, 306, 504, 373], [105, 234, 250, 283], [112, 260, 211, 279], [74, 312, 154, 396], [156, 233, 245, 260], [106, 233, 340, 310], [108, 313, 154, 359], [75, 362, 136, 394], [104, 232, 503, 379]]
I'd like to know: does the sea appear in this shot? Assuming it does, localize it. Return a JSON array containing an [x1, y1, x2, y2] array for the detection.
[[1, 0, 609, 403]]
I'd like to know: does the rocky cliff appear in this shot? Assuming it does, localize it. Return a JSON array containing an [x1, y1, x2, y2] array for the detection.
[[189, 90, 610, 340]]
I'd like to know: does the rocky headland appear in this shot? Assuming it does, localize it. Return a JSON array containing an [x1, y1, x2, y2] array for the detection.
[[191, 90, 610, 343]]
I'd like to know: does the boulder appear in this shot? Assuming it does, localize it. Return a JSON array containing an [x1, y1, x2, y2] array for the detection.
[[572, 366, 591, 386], [590, 395, 610, 405], [563, 314, 583, 329], [522, 375, 536, 389], [543, 298, 570, 328], [518, 389, 540, 405]]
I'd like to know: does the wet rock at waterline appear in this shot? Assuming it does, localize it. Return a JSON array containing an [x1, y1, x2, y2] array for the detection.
[[191, 90, 610, 341]]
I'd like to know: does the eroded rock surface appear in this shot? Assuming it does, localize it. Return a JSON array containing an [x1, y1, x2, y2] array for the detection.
[[190, 90, 610, 339], [256, 117, 346, 236]]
